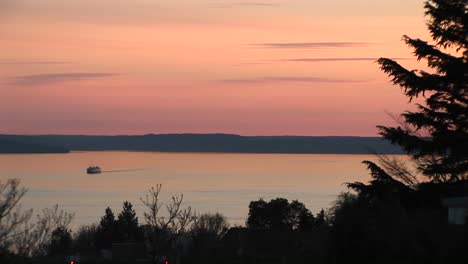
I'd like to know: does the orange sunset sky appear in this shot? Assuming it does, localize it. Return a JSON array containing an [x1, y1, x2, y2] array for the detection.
[[1, 0, 430, 136]]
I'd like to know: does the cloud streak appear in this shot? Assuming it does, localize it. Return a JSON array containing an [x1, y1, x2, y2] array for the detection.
[[251, 42, 373, 49], [0, 61, 71, 65], [220, 76, 371, 84], [232, 62, 272, 66], [212, 2, 278, 8], [234, 57, 412, 66], [282, 57, 411, 62], [10, 72, 117, 86]]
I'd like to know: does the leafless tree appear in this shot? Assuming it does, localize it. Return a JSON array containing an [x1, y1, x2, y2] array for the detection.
[[0, 179, 73, 257], [140, 184, 196, 262], [141, 185, 196, 233], [15, 205, 74, 256], [0, 179, 32, 254]]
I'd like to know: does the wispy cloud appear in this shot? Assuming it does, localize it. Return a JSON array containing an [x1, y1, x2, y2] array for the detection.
[[0, 61, 71, 65], [250, 42, 373, 49], [232, 62, 272, 66], [233, 57, 411, 66], [220, 76, 370, 84], [10, 72, 117, 86], [282, 57, 411, 62], [212, 2, 278, 8]]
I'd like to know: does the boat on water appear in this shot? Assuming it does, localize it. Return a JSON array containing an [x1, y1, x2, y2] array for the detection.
[[87, 166, 102, 174]]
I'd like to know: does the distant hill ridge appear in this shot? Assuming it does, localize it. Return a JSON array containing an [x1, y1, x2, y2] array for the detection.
[[0, 134, 404, 154], [0, 137, 69, 154]]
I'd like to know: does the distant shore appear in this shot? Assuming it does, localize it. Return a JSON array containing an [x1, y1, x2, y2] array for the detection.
[[0, 137, 69, 154], [0, 134, 404, 154]]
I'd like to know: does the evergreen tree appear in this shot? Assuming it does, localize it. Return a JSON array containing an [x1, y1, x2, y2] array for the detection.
[[117, 201, 140, 242], [332, 2, 468, 262], [376, 0, 467, 183], [96, 207, 117, 249], [100, 207, 116, 230]]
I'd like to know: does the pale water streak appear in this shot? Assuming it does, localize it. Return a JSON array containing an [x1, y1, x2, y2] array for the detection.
[[0, 151, 395, 228]]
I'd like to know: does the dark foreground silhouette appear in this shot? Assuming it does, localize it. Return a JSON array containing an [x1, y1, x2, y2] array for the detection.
[[1, 183, 467, 264]]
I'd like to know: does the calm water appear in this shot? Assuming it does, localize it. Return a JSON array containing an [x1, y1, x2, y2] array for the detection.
[[0, 151, 391, 228]]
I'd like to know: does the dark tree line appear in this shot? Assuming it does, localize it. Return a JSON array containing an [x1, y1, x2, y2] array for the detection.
[[247, 198, 327, 231], [94, 202, 143, 250]]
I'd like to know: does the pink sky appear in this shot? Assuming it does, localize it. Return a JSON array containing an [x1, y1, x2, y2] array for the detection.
[[0, 0, 430, 136]]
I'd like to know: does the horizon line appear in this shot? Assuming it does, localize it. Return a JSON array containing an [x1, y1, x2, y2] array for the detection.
[[0, 133, 385, 138]]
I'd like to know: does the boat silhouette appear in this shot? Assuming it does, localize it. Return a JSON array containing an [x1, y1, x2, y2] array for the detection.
[[86, 166, 102, 174]]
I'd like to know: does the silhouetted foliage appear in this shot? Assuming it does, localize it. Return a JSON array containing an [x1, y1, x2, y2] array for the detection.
[[116, 201, 141, 242], [186, 213, 229, 264], [289, 200, 320, 230], [95, 207, 117, 249], [140, 185, 196, 263], [0, 179, 31, 254], [246, 198, 317, 231], [192, 212, 229, 237], [329, 3, 468, 261], [74, 224, 97, 251], [328, 193, 370, 260], [314, 209, 327, 228], [376, 0, 467, 183], [46, 227, 72, 256], [335, 191, 427, 263], [100, 207, 116, 230], [329, 188, 468, 264], [16, 205, 74, 257], [0, 179, 74, 258], [347, 161, 414, 205]]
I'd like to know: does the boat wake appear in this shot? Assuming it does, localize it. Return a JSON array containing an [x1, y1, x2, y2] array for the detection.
[[102, 168, 151, 173]]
